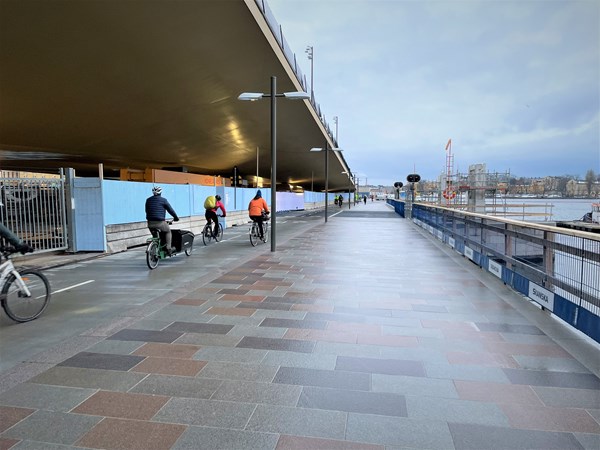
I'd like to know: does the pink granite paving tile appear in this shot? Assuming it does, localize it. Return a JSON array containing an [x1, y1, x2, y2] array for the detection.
[[0, 406, 34, 433], [0, 438, 20, 450], [447, 351, 519, 368], [205, 306, 256, 316], [421, 319, 477, 330], [132, 342, 201, 359], [442, 328, 505, 342], [72, 391, 169, 420], [500, 404, 600, 433], [358, 334, 419, 347], [131, 357, 206, 376], [291, 304, 334, 313], [220, 294, 265, 302], [484, 342, 573, 358], [284, 328, 356, 344], [276, 434, 384, 449], [327, 322, 382, 335], [284, 291, 316, 298], [172, 298, 207, 306], [76, 417, 186, 450], [454, 380, 544, 405]]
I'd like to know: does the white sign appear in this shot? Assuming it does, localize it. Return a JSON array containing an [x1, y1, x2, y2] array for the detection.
[[528, 282, 555, 312], [449, 237, 455, 249], [464, 246, 474, 260], [488, 260, 502, 279]]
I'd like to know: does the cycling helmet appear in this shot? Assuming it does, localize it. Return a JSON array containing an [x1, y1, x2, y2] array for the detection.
[[215, 195, 221, 201], [152, 186, 162, 195]]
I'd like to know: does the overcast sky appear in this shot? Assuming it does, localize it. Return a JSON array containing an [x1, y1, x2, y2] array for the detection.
[[267, 0, 599, 186]]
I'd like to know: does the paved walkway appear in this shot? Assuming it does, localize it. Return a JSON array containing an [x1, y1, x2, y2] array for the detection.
[[1, 201, 599, 449]]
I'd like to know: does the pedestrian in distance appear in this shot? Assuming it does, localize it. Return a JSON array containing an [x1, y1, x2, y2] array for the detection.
[[145, 186, 179, 255], [363, 195, 367, 205], [338, 195, 343, 208]]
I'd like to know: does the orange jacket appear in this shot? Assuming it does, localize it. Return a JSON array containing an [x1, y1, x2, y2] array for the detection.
[[248, 197, 269, 216]]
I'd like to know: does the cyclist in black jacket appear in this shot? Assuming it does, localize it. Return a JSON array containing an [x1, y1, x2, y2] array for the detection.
[[145, 186, 179, 255]]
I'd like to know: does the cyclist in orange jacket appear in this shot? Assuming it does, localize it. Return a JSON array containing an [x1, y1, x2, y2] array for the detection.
[[248, 190, 269, 239]]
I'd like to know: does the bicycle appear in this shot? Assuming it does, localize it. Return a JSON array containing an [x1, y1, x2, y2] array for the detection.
[[0, 246, 51, 322], [249, 212, 269, 247], [146, 221, 194, 269], [202, 216, 223, 245]]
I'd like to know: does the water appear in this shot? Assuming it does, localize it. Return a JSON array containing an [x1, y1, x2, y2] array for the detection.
[[487, 198, 594, 222]]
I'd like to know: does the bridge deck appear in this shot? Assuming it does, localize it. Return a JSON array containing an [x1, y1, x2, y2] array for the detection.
[[1, 201, 598, 449]]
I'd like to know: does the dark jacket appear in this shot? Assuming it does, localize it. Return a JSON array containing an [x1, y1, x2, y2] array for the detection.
[[145, 195, 178, 221]]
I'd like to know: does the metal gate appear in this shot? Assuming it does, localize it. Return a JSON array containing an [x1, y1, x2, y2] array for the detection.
[[0, 175, 68, 253]]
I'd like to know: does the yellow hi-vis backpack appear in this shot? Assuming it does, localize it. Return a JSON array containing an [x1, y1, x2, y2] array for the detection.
[[204, 196, 216, 209]]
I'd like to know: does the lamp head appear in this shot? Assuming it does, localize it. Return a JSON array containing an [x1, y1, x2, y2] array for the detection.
[[238, 92, 264, 101], [283, 91, 310, 100]]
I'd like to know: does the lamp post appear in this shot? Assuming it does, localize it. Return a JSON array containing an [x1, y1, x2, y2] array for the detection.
[[238, 77, 310, 251], [305, 45, 314, 104], [310, 145, 343, 222]]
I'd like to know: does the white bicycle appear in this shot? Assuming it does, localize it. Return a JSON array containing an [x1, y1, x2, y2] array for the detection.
[[0, 246, 51, 322], [249, 212, 269, 247]]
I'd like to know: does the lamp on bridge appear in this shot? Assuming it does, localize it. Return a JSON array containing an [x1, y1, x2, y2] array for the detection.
[[310, 145, 343, 223], [238, 77, 310, 252]]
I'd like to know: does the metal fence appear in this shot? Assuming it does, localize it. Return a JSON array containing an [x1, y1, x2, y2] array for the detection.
[[399, 201, 600, 343], [0, 176, 68, 253]]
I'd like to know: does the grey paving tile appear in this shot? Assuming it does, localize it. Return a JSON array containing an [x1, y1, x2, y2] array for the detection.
[[237, 302, 292, 311], [417, 337, 485, 352], [298, 386, 407, 417], [379, 346, 449, 364], [574, 431, 600, 450], [273, 366, 370, 391], [245, 404, 346, 440], [212, 379, 302, 406], [145, 307, 212, 323], [84, 340, 144, 355], [304, 312, 367, 323], [237, 336, 315, 353], [153, 397, 256, 428], [513, 355, 592, 373], [346, 413, 454, 449], [208, 315, 263, 326], [261, 351, 337, 370], [381, 325, 444, 338], [172, 426, 278, 450], [532, 386, 600, 409], [504, 368, 600, 389], [263, 296, 316, 305], [164, 321, 234, 334], [372, 373, 459, 398], [192, 346, 267, 364], [129, 374, 222, 399], [196, 361, 279, 382], [252, 310, 307, 320], [259, 317, 327, 329], [57, 352, 144, 371], [7, 441, 88, 449], [405, 395, 510, 426], [0, 383, 95, 412], [228, 324, 287, 339], [1, 410, 101, 445], [448, 422, 585, 449], [475, 322, 543, 335], [107, 328, 182, 343], [29, 366, 147, 392], [313, 341, 386, 358], [336, 356, 426, 377], [175, 333, 241, 347], [126, 319, 177, 330], [425, 362, 511, 383]]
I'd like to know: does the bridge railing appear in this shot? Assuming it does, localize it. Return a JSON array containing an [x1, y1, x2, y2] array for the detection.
[[388, 199, 600, 343], [254, 0, 338, 148]]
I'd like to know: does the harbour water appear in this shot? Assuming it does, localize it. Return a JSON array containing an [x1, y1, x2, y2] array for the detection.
[[496, 198, 595, 222]]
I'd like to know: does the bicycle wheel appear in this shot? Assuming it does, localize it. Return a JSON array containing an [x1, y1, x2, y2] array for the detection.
[[215, 223, 224, 242], [185, 242, 194, 256], [262, 222, 269, 243], [1, 269, 51, 322], [146, 241, 160, 269], [202, 224, 212, 246], [249, 224, 258, 247]]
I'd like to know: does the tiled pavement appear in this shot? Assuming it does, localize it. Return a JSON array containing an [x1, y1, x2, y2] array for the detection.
[[1, 202, 599, 449]]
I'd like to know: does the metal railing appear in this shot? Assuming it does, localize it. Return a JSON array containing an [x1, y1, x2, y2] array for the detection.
[[0, 176, 68, 253], [390, 200, 600, 343]]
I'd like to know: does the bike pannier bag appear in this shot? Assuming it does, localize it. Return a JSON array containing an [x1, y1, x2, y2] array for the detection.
[[204, 196, 216, 209]]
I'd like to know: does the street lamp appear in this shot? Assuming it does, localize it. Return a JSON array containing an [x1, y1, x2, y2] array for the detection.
[[310, 145, 343, 222], [305, 45, 314, 104], [238, 76, 310, 252]]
